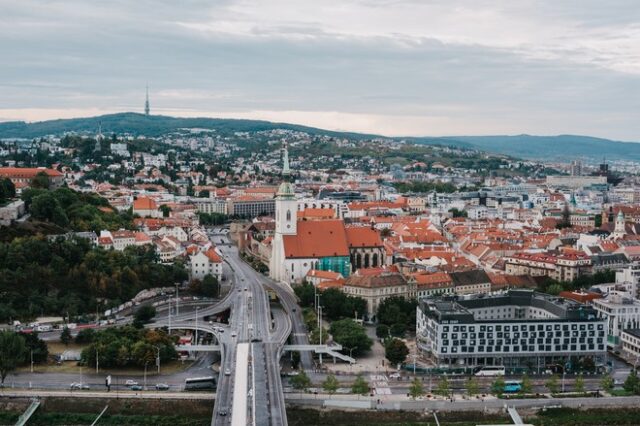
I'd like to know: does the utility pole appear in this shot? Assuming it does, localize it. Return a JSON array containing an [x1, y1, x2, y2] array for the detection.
[[195, 307, 199, 345], [318, 305, 323, 365], [175, 284, 179, 317], [30, 350, 33, 373], [96, 348, 99, 374]]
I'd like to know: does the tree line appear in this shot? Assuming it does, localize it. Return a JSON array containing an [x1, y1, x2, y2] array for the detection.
[[0, 236, 187, 322]]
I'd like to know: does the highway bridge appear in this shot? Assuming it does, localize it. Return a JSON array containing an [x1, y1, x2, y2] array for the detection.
[[149, 230, 316, 426]]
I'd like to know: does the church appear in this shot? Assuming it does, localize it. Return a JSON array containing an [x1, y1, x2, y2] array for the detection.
[[269, 144, 386, 286]]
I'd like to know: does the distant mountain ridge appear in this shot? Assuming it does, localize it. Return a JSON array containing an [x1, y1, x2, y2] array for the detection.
[[1, 112, 638, 162]]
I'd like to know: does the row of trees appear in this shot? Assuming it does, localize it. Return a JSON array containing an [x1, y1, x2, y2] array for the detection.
[[0, 236, 187, 321], [539, 269, 616, 296], [289, 371, 369, 395], [79, 326, 177, 369]]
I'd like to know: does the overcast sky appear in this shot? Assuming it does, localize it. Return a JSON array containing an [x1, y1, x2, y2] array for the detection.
[[1, 0, 639, 140]]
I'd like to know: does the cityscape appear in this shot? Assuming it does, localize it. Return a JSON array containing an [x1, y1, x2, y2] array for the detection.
[[1, 1, 640, 426]]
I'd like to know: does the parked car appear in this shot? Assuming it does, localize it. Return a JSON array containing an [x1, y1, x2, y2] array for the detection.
[[130, 384, 143, 391], [389, 372, 401, 379], [225, 369, 231, 376], [125, 379, 139, 387], [155, 383, 170, 391]]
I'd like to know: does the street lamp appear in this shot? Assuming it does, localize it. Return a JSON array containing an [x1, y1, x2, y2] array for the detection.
[[155, 346, 161, 374], [96, 347, 99, 374], [30, 350, 33, 373]]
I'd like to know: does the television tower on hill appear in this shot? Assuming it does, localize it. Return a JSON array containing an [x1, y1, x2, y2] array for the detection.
[[144, 85, 150, 116]]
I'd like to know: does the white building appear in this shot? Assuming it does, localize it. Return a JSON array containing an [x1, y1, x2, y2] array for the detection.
[[417, 290, 606, 368], [190, 248, 223, 281], [592, 291, 640, 347]]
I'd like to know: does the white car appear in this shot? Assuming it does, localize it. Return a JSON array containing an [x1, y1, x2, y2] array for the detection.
[[70, 382, 90, 390], [231, 331, 237, 337], [389, 372, 401, 379], [125, 379, 139, 387], [225, 369, 231, 376]]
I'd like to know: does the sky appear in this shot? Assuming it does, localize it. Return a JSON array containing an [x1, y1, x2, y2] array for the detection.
[[0, 0, 639, 140]]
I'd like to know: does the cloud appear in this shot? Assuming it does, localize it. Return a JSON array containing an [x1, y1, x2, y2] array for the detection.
[[0, 0, 638, 140]]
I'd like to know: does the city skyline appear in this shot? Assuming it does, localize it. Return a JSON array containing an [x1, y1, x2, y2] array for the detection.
[[0, 0, 639, 140]]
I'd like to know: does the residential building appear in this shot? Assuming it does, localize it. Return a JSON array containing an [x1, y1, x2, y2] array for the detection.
[[190, 248, 223, 281], [417, 289, 606, 368]]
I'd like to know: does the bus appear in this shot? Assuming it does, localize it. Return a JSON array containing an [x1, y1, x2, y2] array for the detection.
[[184, 376, 216, 391], [474, 366, 506, 377], [503, 381, 522, 393]]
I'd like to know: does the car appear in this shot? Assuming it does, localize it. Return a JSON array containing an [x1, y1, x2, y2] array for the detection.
[[389, 372, 401, 379], [231, 331, 237, 337], [218, 408, 228, 417], [237, 289, 241, 293], [130, 384, 143, 391], [225, 369, 231, 376], [155, 383, 170, 391], [287, 371, 300, 377], [244, 288, 248, 291], [125, 379, 139, 387], [292, 308, 297, 312], [70, 382, 90, 390], [251, 337, 262, 343]]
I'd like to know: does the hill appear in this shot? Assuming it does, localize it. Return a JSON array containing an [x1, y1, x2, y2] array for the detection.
[[0, 112, 380, 140], [1, 113, 638, 161], [436, 135, 640, 162]]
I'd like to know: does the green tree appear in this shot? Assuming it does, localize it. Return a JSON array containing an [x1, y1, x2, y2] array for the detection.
[[521, 374, 533, 394], [329, 319, 372, 356], [375, 324, 390, 339], [75, 328, 96, 344], [624, 369, 640, 394], [32, 171, 50, 189], [435, 376, 450, 398], [133, 305, 156, 327], [384, 338, 409, 366], [22, 332, 48, 364], [323, 374, 339, 395], [491, 376, 505, 397], [290, 370, 311, 391], [466, 377, 479, 398], [351, 374, 369, 395], [60, 327, 71, 346], [601, 374, 614, 393], [0, 178, 15, 203], [294, 282, 316, 308], [390, 323, 406, 337], [159, 205, 172, 218], [409, 377, 424, 400], [545, 374, 560, 394], [0, 331, 26, 384], [377, 297, 418, 332], [200, 274, 220, 298], [575, 373, 585, 393]]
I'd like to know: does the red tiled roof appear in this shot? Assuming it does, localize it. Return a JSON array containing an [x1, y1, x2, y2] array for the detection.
[[204, 248, 222, 263], [133, 196, 158, 211], [283, 220, 349, 258], [299, 208, 335, 219], [0, 167, 63, 178], [345, 227, 383, 248], [306, 269, 343, 280]]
